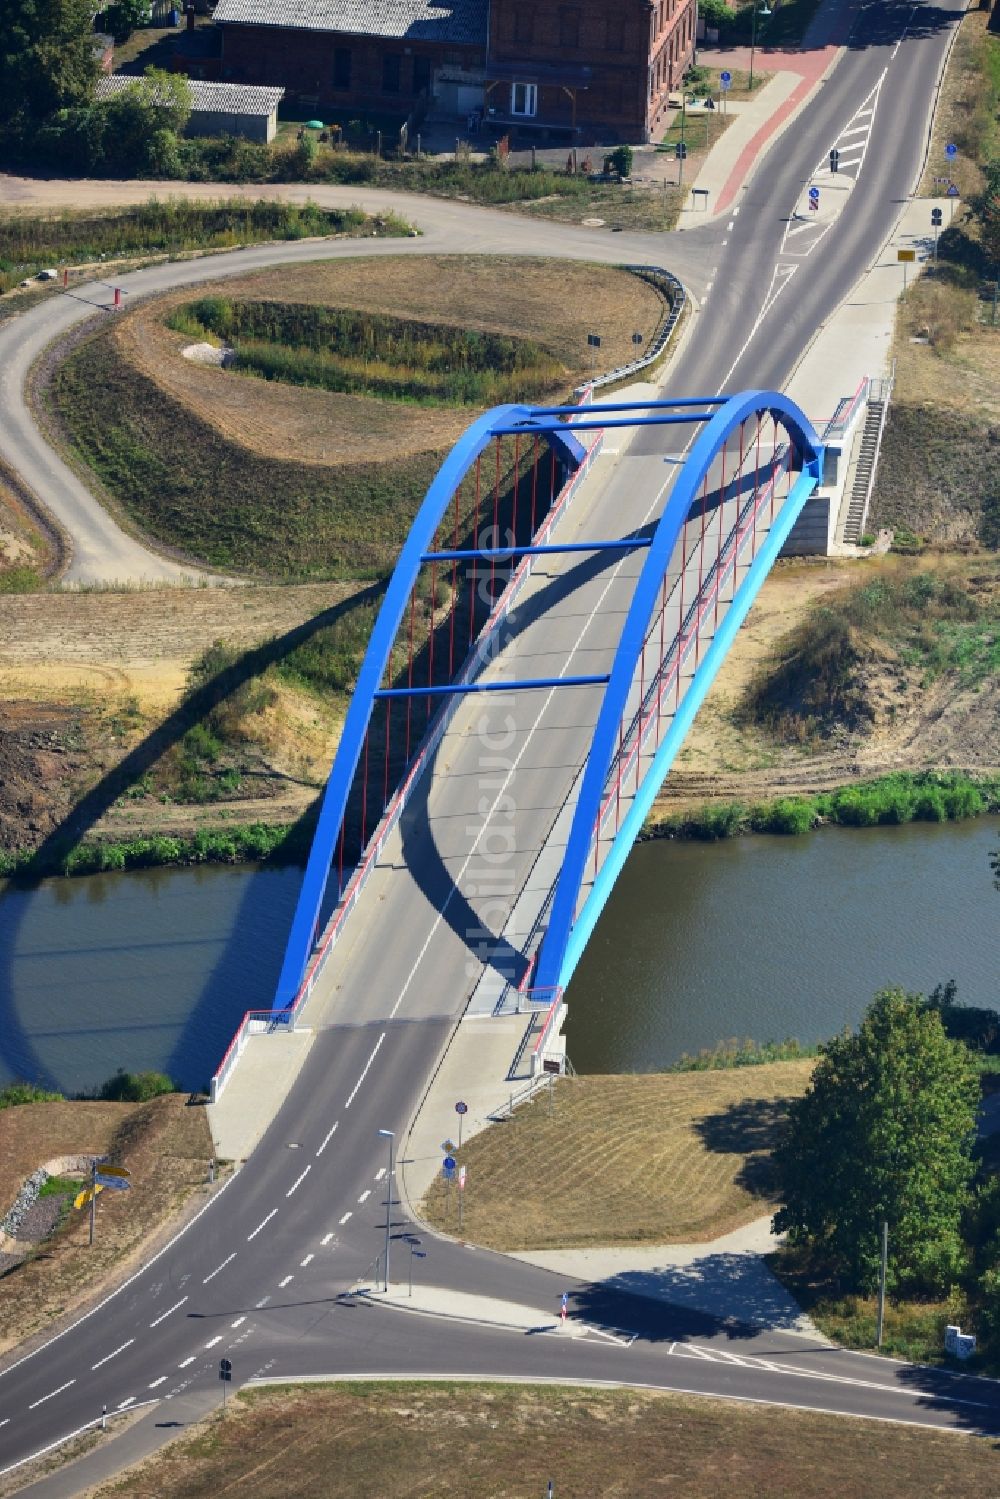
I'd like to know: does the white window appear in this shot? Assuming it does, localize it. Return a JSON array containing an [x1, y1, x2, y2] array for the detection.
[[511, 81, 537, 117]]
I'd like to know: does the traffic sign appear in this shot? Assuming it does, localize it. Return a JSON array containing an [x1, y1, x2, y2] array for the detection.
[[74, 1184, 104, 1210], [897, 248, 916, 262], [808, 185, 820, 202], [95, 1164, 130, 1179], [631, 331, 644, 346], [945, 142, 957, 159], [931, 207, 943, 227], [455, 1101, 468, 1115], [441, 1139, 456, 1153], [586, 333, 601, 348], [675, 141, 688, 160], [443, 1155, 457, 1172], [219, 1358, 232, 1381], [95, 1174, 131, 1192], [720, 70, 732, 89], [829, 148, 840, 172], [946, 182, 959, 197]]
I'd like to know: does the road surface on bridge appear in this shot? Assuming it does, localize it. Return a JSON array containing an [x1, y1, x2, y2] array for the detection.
[[2, 0, 992, 1486]]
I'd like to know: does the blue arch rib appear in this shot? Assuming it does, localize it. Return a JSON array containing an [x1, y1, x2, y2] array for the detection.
[[533, 390, 824, 994], [273, 402, 585, 1010]]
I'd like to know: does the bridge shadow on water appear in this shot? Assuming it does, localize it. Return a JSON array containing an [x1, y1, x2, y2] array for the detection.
[[0, 584, 384, 1094]]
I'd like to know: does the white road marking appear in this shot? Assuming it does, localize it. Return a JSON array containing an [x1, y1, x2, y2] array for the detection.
[[705, 281, 714, 292], [721, 238, 728, 246], [344, 1033, 386, 1108], [315, 1121, 339, 1156], [300, 1254, 314, 1267], [255, 1296, 272, 1308], [247, 1209, 278, 1241], [726, 220, 734, 230], [178, 1357, 196, 1369], [149, 1297, 187, 1328], [231, 1316, 246, 1328], [339, 1212, 352, 1225], [321, 1232, 334, 1246], [278, 1275, 294, 1288], [732, 206, 740, 215], [0, 1420, 8, 1429], [203, 1253, 236, 1284], [117, 1396, 136, 1410], [28, 1380, 76, 1410], [358, 1189, 371, 1204], [204, 1336, 223, 1349], [91, 1340, 134, 1370], [375, 1167, 386, 1181], [286, 1165, 311, 1197], [148, 1377, 168, 1389]]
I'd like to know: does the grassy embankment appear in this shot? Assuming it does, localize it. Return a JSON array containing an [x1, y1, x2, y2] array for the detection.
[[0, 199, 410, 294], [71, 1382, 1000, 1499], [0, 1091, 213, 1354], [421, 1063, 815, 1250], [870, 8, 999, 549]]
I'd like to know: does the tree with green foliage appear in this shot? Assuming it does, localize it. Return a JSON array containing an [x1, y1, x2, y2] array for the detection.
[[773, 988, 979, 1295], [0, 0, 99, 126], [100, 67, 192, 175], [0, 1081, 64, 1107], [105, 0, 150, 42], [969, 158, 999, 270]]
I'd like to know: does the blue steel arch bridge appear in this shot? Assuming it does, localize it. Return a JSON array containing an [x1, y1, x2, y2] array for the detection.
[[263, 389, 822, 1064]]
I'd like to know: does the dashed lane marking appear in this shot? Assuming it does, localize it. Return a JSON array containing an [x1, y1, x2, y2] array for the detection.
[[149, 1297, 187, 1328], [375, 1167, 386, 1181], [316, 1121, 339, 1157], [148, 1377, 168, 1389], [204, 1336, 223, 1350], [231, 1316, 246, 1329], [117, 1397, 136, 1411], [248, 1209, 278, 1242], [278, 1275, 294, 1288], [178, 1357, 196, 1369], [286, 1165, 311, 1197], [28, 1380, 75, 1410], [344, 1033, 386, 1109], [340, 1212, 352, 1225], [358, 1190, 371, 1204], [300, 1254, 314, 1267], [321, 1233, 334, 1246], [255, 1296, 272, 1308], [91, 1340, 134, 1370], [203, 1253, 236, 1284]]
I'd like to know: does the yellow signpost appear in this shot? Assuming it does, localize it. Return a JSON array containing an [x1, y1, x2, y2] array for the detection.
[[897, 247, 916, 291], [74, 1183, 104, 1210]]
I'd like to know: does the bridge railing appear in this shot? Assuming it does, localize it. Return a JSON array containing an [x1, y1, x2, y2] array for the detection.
[[209, 392, 605, 1104], [821, 377, 868, 444], [210, 1006, 295, 1104]]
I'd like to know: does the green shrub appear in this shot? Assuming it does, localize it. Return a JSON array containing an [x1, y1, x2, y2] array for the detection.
[[98, 1068, 175, 1102], [0, 1081, 64, 1107]]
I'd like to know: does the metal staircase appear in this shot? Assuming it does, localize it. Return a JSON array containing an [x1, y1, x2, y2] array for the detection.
[[842, 368, 894, 545]]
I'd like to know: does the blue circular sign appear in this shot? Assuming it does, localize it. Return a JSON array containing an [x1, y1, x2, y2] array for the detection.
[[808, 186, 820, 200], [720, 70, 732, 88], [443, 1155, 457, 1171], [455, 1100, 468, 1115], [945, 142, 957, 158]]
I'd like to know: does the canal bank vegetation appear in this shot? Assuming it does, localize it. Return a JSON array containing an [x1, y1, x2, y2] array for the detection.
[[72, 1381, 1000, 1499], [0, 1092, 212, 1354], [643, 770, 1000, 844]]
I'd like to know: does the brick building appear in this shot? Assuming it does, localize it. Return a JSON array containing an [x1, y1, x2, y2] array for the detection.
[[486, 0, 695, 141], [210, 0, 696, 142]]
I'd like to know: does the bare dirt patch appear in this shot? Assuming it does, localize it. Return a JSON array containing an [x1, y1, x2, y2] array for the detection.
[[421, 1063, 814, 1251], [0, 1095, 212, 1354], [85, 1380, 1000, 1499]]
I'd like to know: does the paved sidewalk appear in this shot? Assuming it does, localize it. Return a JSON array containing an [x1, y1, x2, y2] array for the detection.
[[511, 1218, 825, 1339]]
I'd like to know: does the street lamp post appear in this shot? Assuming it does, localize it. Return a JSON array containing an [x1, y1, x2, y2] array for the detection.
[[377, 1129, 394, 1293], [748, 3, 772, 92]]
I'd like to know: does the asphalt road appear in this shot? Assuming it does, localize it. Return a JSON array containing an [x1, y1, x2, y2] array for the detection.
[[1, 0, 993, 1485]]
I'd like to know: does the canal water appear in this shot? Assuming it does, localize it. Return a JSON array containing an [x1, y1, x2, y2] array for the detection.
[[0, 818, 996, 1094]]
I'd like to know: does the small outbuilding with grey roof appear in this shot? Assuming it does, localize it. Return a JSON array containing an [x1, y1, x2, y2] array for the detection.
[[95, 75, 285, 142], [212, 0, 487, 118]]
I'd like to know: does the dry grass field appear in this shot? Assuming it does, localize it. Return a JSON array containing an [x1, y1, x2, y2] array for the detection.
[[0, 1095, 213, 1353], [89, 1382, 1000, 1498], [420, 1063, 814, 1250], [115, 256, 669, 468]]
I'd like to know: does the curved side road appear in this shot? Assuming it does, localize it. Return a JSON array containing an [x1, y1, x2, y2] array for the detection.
[[0, 197, 716, 586]]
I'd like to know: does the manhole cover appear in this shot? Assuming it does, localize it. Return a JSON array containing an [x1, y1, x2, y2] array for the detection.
[[582, 217, 605, 227]]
